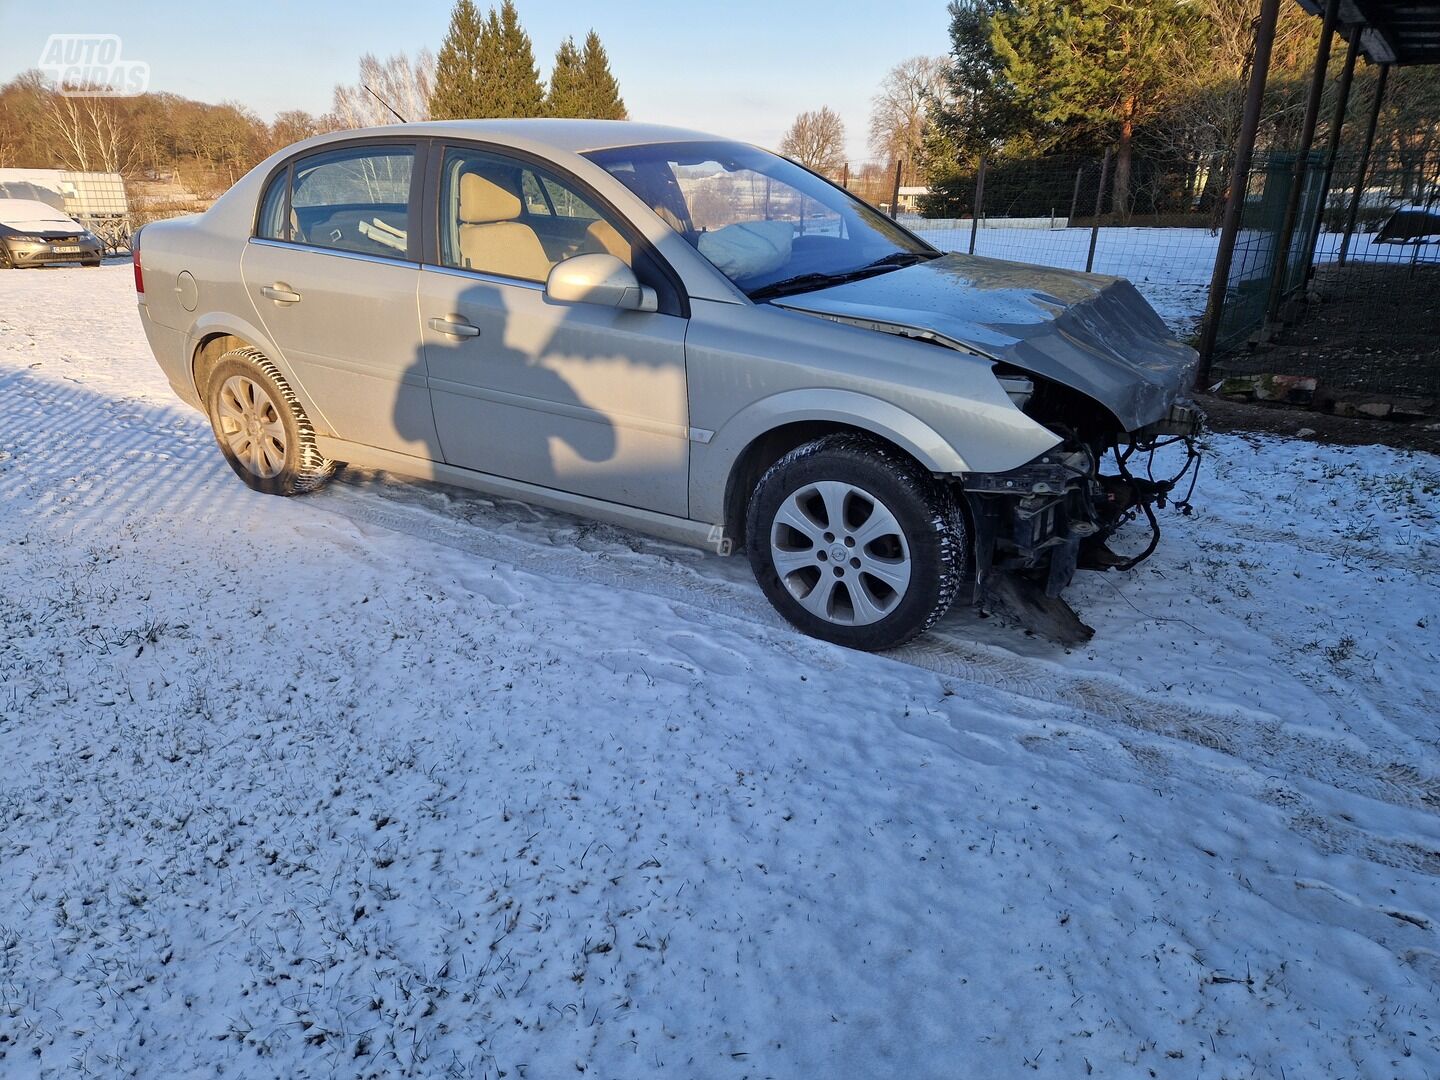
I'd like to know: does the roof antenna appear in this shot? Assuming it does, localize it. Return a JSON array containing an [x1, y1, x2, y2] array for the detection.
[[363, 83, 407, 123]]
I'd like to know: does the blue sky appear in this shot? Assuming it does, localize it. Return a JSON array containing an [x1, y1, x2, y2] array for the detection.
[[0, 1, 953, 160]]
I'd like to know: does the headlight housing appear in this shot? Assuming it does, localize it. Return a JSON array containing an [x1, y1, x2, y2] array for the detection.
[[994, 370, 1034, 410]]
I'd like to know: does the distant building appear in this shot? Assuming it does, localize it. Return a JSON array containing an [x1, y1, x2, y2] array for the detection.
[[0, 169, 128, 223], [896, 186, 930, 214]]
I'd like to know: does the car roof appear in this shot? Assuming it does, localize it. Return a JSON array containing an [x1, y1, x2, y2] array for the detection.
[[304, 119, 733, 155]]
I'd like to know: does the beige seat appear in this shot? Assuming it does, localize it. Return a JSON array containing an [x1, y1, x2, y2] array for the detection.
[[455, 172, 552, 281], [583, 219, 632, 263]]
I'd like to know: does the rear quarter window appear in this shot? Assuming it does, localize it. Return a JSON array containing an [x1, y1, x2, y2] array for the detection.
[[256, 170, 288, 240]]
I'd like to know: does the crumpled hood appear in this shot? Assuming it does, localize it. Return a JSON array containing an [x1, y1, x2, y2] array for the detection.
[[772, 252, 1199, 431]]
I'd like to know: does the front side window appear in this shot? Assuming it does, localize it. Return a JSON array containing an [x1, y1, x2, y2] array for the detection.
[[437, 145, 631, 282], [277, 145, 414, 258], [584, 141, 935, 299]]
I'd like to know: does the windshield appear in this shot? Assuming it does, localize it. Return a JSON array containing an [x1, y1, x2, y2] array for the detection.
[[583, 140, 937, 299]]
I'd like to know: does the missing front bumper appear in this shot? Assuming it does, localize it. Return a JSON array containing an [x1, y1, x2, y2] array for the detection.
[[959, 401, 1205, 602]]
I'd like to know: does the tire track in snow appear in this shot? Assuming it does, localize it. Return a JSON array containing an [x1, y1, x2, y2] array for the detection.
[[312, 469, 1440, 834], [1216, 520, 1438, 579], [1003, 721, 1440, 879], [907, 629, 1440, 815]]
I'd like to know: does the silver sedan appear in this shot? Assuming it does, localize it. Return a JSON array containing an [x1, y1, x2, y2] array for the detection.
[[134, 120, 1200, 649]]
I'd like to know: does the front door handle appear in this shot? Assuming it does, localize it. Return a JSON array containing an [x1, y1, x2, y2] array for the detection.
[[261, 284, 301, 303], [428, 316, 480, 338]]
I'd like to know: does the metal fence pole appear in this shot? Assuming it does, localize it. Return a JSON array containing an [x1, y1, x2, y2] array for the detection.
[[968, 156, 986, 255], [841, 162, 849, 190], [1196, 0, 1282, 377], [1303, 29, 1360, 280], [1338, 63, 1390, 266], [1068, 163, 1084, 226], [1264, 0, 1339, 322], [889, 159, 903, 219], [1085, 148, 1112, 273]]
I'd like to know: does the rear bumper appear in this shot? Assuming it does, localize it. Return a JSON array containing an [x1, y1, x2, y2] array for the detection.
[[137, 303, 201, 409], [2, 236, 104, 266]]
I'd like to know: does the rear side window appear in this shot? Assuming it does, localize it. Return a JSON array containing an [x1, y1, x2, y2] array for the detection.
[[269, 145, 414, 259]]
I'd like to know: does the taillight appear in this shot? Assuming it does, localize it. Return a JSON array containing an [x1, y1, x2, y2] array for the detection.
[[132, 231, 144, 296]]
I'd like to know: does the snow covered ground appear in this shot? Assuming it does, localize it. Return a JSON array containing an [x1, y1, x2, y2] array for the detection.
[[2, 265, 1439, 1079]]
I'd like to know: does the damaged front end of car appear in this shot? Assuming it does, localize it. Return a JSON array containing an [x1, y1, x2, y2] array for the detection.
[[771, 252, 1207, 641], [960, 373, 1204, 642]]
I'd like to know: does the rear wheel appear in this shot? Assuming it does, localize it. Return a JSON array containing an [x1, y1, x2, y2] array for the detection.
[[203, 347, 339, 496], [745, 433, 968, 651]]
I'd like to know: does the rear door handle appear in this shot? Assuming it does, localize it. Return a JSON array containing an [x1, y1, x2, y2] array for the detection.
[[428, 316, 480, 338], [261, 284, 301, 303]]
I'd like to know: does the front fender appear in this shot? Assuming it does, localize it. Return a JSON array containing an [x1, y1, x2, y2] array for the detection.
[[690, 388, 971, 526]]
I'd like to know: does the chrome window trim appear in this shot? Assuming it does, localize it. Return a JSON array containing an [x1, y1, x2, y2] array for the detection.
[[420, 262, 546, 293], [248, 237, 420, 269]]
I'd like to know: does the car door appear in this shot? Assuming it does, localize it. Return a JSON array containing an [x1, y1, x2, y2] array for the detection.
[[417, 143, 689, 518], [241, 141, 439, 458]]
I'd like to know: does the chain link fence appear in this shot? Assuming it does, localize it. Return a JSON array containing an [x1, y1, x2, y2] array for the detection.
[[832, 148, 1438, 398], [830, 154, 1227, 339], [1211, 148, 1440, 398]]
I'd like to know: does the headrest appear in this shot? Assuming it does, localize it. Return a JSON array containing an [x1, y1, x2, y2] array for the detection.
[[458, 172, 521, 224]]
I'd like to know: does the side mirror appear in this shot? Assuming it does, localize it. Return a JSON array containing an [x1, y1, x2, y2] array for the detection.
[[545, 252, 657, 312]]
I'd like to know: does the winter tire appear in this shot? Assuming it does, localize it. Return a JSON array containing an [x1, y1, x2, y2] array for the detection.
[[203, 347, 340, 496], [746, 433, 968, 651]]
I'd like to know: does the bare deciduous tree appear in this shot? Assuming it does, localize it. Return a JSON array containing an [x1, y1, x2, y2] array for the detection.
[[41, 92, 133, 174], [332, 50, 436, 128], [270, 110, 319, 149], [868, 56, 951, 177], [779, 106, 846, 175]]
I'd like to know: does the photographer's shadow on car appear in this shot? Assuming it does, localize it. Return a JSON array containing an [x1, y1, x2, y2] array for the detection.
[[397, 274, 621, 497]]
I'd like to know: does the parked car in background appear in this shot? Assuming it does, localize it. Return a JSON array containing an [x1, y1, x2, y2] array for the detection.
[[0, 199, 104, 267], [134, 120, 1202, 650]]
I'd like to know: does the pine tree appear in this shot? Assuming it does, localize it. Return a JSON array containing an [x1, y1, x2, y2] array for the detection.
[[475, 7, 506, 116], [579, 31, 627, 120], [927, 0, 1032, 168], [545, 37, 587, 118], [490, 0, 545, 118], [990, 0, 1199, 215], [429, 0, 487, 120]]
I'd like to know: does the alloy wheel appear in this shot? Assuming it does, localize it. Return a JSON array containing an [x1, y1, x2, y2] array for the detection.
[[769, 480, 912, 626], [217, 375, 287, 479]]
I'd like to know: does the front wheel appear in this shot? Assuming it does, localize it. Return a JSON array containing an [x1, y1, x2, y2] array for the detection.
[[745, 434, 968, 651]]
